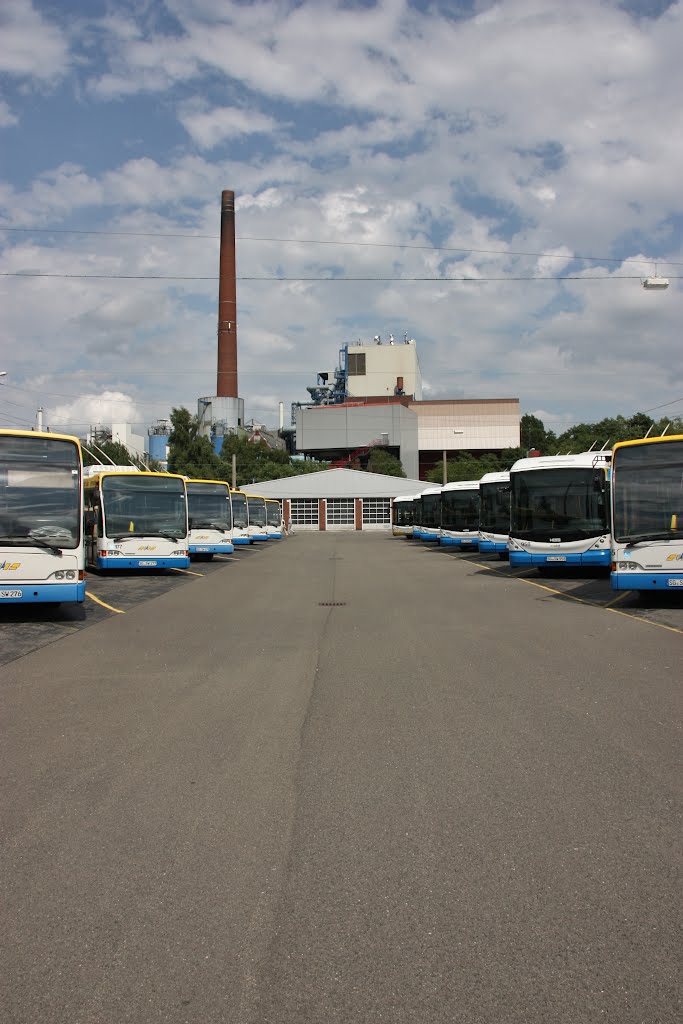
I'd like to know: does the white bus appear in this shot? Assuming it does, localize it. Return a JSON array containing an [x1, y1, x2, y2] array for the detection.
[[84, 467, 189, 570], [186, 479, 234, 558], [478, 471, 510, 557], [414, 486, 442, 542], [0, 429, 85, 604], [440, 480, 480, 549], [610, 434, 683, 592], [508, 452, 611, 571]]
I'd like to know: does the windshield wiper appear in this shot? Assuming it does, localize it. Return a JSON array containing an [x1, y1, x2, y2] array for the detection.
[[192, 521, 230, 533], [619, 530, 679, 545], [0, 536, 63, 556]]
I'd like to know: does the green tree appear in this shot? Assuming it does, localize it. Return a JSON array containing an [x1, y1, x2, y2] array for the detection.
[[365, 448, 406, 477], [82, 439, 155, 470], [167, 407, 225, 479], [426, 452, 501, 484]]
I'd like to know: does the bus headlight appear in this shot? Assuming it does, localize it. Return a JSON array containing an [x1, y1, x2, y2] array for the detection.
[[172, 549, 186, 556], [49, 570, 76, 580]]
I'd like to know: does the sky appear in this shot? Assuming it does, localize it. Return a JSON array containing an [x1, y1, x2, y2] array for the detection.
[[1, 0, 682, 445]]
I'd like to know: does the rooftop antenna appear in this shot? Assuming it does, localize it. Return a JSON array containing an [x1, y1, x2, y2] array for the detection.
[[587, 440, 597, 451], [91, 442, 117, 465], [599, 438, 610, 451], [661, 422, 670, 436], [643, 423, 655, 438], [81, 445, 104, 465]]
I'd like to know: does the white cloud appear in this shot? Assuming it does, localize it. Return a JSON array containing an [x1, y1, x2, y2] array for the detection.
[[0, 101, 18, 127], [2, 0, 683, 439], [50, 390, 143, 429], [179, 104, 279, 149], [0, 0, 70, 80]]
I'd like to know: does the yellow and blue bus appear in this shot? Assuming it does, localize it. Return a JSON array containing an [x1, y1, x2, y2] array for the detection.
[[0, 429, 85, 604], [245, 493, 270, 541], [186, 479, 234, 558], [265, 499, 284, 538], [84, 467, 189, 570], [610, 433, 683, 591], [230, 489, 252, 545]]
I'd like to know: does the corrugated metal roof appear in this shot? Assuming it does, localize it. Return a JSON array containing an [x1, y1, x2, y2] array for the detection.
[[249, 468, 427, 500]]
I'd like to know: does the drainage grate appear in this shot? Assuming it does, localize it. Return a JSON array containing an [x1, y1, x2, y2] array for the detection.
[[318, 601, 347, 606]]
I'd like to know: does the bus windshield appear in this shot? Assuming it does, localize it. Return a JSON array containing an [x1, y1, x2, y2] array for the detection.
[[420, 494, 441, 529], [479, 482, 510, 534], [187, 483, 231, 531], [231, 492, 248, 528], [101, 475, 186, 539], [511, 468, 607, 540], [442, 488, 479, 531], [247, 497, 266, 526], [266, 503, 282, 527], [0, 434, 81, 548], [393, 500, 413, 527], [612, 439, 683, 543]]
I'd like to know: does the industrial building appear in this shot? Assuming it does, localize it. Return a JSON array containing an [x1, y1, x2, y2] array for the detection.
[[292, 338, 520, 479], [253, 468, 426, 532]]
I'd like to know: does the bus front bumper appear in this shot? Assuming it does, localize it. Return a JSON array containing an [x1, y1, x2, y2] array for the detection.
[[96, 556, 190, 570], [611, 571, 683, 591], [509, 550, 611, 568], [0, 581, 86, 604], [439, 536, 479, 549], [190, 543, 235, 555]]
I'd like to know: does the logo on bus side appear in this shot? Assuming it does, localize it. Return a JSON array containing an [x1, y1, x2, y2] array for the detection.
[[0, 561, 21, 571], [666, 553, 683, 561]]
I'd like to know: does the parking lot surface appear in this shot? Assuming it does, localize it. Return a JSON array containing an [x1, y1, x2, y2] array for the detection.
[[1, 532, 680, 1024]]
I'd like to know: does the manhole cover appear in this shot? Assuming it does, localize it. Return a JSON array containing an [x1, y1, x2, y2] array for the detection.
[[318, 601, 347, 606]]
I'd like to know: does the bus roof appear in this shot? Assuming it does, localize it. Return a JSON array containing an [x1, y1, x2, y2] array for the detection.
[[185, 478, 230, 487], [441, 479, 481, 491], [84, 467, 186, 480], [510, 451, 611, 474], [479, 470, 510, 484], [612, 433, 683, 453], [1, 428, 82, 446]]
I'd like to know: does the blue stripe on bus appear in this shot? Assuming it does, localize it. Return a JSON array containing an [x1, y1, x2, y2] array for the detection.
[[189, 543, 235, 554], [0, 582, 86, 603], [509, 550, 610, 568], [96, 556, 190, 570], [611, 571, 683, 591]]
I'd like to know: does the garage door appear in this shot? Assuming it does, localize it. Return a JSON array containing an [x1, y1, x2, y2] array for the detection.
[[362, 498, 391, 529], [290, 499, 319, 530], [325, 498, 355, 531]]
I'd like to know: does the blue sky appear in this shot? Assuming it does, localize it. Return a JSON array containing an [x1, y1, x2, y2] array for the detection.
[[1, 0, 682, 441]]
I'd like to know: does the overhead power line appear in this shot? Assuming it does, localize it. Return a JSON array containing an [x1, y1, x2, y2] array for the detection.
[[0, 271, 668, 282], [1, 225, 680, 268]]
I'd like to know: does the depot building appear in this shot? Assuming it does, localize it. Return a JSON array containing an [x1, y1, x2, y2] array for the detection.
[[250, 468, 426, 531]]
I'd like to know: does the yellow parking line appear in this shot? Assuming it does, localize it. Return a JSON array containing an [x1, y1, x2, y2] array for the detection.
[[86, 592, 125, 614], [469, 560, 683, 635], [604, 591, 630, 608], [169, 567, 204, 577]]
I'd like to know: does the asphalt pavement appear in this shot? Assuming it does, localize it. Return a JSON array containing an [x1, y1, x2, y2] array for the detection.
[[1, 533, 680, 1023]]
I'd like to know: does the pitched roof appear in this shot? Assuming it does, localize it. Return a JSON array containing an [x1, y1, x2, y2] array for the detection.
[[246, 468, 427, 500]]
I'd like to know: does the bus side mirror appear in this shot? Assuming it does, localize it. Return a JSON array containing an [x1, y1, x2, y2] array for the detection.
[[84, 510, 95, 531]]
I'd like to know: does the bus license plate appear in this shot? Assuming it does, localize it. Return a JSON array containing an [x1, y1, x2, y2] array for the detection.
[[0, 590, 23, 599], [667, 579, 683, 587], [547, 556, 566, 562], [139, 560, 157, 567]]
